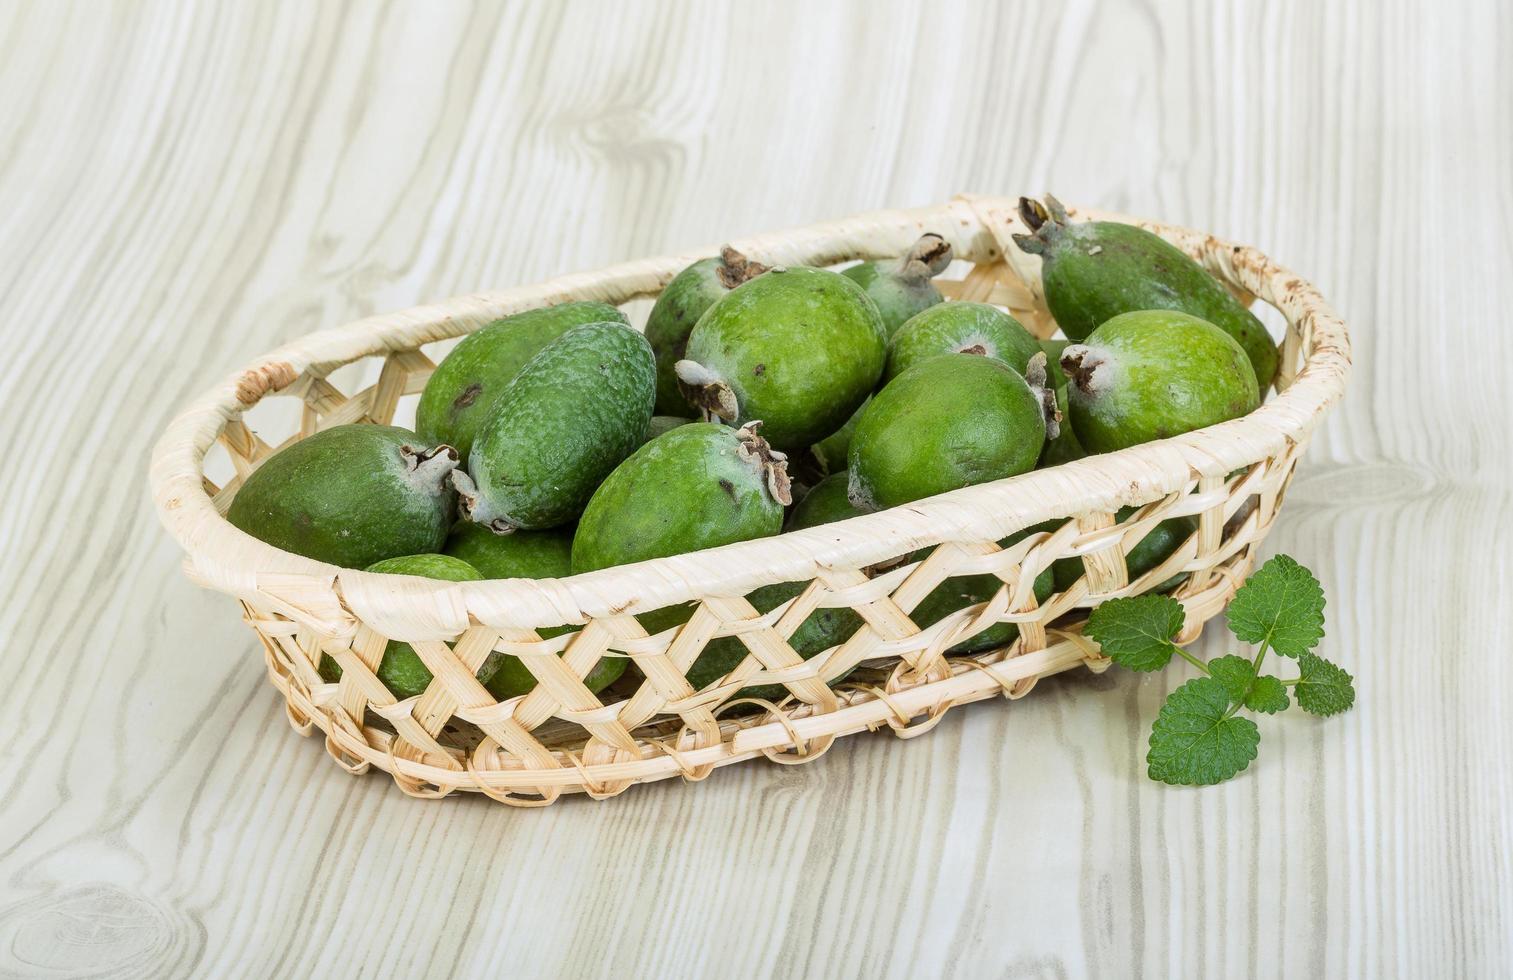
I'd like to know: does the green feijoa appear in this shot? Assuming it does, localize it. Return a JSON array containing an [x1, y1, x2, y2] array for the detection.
[[788, 471, 867, 529], [646, 248, 768, 415], [810, 399, 865, 476], [847, 353, 1055, 511], [643, 414, 694, 444], [1013, 195, 1277, 388], [675, 266, 886, 452], [455, 321, 655, 532], [912, 566, 1055, 656], [416, 301, 629, 459], [440, 523, 625, 699], [1061, 310, 1259, 454], [885, 302, 1041, 382], [840, 233, 954, 336], [571, 422, 791, 573], [443, 520, 572, 580], [317, 554, 487, 698], [1051, 506, 1198, 593], [227, 423, 457, 569], [1038, 384, 1086, 468]]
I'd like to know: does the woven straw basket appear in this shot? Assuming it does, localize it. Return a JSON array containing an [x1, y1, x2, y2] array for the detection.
[[149, 195, 1351, 806]]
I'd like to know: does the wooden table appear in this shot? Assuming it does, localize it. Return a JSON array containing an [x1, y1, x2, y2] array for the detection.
[[2, 2, 1508, 976]]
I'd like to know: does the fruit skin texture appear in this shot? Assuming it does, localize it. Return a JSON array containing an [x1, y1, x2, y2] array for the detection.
[[571, 422, 791, 573], [416, 301, 628, 460], [444, 520, 572, 580], [317, 554, 491, 698], [847, 353, 1050, 511], [643, 415, 694, 444], [675, 267, 887, 452], [1051, 507, 1197, 593], [456, 321, 655, 532], [885, 301, 1042, 382], [227, 424, 457, 569], [788, 471, 864, 529], [809, 399, 865, 476], [1013, 195, 1277, 388], [1061, 310, 1260, 454], [439, 522, 625, 698], [840, 233, 953, 337], [645, 248, 768, 415], [685, 470, 866, 700]]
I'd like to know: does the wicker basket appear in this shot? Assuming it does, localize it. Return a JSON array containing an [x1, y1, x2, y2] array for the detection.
[[149, 195, 1351, 806]]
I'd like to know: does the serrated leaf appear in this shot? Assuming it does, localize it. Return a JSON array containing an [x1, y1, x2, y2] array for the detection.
[[1207, 655, 1256, 701], [1294, 653, 1355, 716], [1245, 675, 1290, 714], [1085, 594, 1185, 672], [1226, 554, 1325, 658], [1147, 677, 1260, 785]]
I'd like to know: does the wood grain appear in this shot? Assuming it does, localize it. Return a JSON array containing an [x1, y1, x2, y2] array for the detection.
[[0, 1, 1509, 977]]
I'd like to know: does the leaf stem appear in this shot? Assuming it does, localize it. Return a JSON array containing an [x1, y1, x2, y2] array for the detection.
[[1171, 643, 1209, 675]]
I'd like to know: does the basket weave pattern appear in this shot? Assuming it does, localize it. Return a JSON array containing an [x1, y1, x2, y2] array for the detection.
[[150, 196, 1350, 806]]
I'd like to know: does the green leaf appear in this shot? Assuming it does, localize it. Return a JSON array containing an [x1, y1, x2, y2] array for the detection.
[[1245, 675, 1290, 714], [1085, 594, 1185, 672], [1226, 554, 1325, 658], [1147, 677, 1260, 785], [1207, 655, 1256, 701], [1294, 653, 1356, 716]]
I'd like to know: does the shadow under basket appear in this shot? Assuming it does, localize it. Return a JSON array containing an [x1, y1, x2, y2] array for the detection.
[[149, 195, 1351, 806]]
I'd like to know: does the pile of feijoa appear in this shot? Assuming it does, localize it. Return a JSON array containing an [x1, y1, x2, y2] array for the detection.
[[227, 195, 1271, 701]]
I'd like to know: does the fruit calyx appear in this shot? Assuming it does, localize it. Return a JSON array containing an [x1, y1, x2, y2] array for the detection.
[[716, 245, 769, 289], [1060, 344, 1108, 395], [1011, 194, 1072, 256], [449, 469, 516, 535], [1023, 351, 1061, 440], [674, 359, 739, 423], [735, 421, 793, 506], [897, 233, 953, 282], [401, 443, 460, 492]]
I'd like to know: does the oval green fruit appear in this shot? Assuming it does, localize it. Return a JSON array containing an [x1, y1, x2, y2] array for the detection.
[[227, 424, 457, 569], [439, 526, 626, 700], [646, 248, 768, 415], [675, 267, 886, 452], [847, 353, 1053, 511], [1061, 310, 1260, 454], [885, 301, 1041, 382], [788, 471, 866, 529], [1013, 195, 1277, 388], [416, 301, 628, 460], [1051, 507, 1197, 593], [317, 553, 490, 698], [572, 422, 791, 573], [840, 233, 953, 336], [455, 321, 655, 532]]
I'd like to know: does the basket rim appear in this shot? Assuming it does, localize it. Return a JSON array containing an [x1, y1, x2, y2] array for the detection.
[[148, 194, 1351, 636]]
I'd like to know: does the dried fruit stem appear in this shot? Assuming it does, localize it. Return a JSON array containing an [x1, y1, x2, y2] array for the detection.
[[1023, 351, 1061, 440], [716, 246, 769, 289], [449, 470, 516, 535], [1060, 344, 1105, 393], [735, 422, 793, 506], [675, 359, 739, 423], [897, 233, 953, 281], [402, 443, 460, 492]]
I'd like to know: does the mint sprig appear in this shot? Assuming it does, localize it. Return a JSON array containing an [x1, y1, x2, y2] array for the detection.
[[1084, 554, 1354, 786]]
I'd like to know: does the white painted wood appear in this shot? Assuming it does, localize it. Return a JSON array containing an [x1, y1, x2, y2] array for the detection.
[[0, 1, 1508, 977]]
